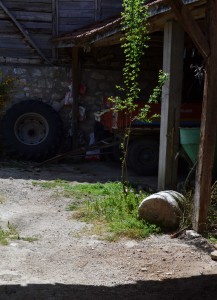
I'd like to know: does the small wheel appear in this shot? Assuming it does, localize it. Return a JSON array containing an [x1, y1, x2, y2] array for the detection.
[[127, 139, 159, 175], [1, 100, 63, 161]]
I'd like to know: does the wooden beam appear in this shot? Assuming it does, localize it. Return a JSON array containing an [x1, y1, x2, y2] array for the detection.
[[158, 21, 184, 191], [95, 0, 102, 21], [193, 0, 217, 232], [0, 0, 50, 63], [72, 47, 80, 149], [167, 0, 210, 59], [52, 0, 59, 60]]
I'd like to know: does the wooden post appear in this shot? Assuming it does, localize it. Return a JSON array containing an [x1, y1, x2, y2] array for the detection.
[[72, 47, 79, 149], [158, 21, 184, 191], [193, 0, 217, 232]]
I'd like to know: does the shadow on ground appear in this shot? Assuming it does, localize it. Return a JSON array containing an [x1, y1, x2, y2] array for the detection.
[[0, 160, 158, 189], [0, 275, 217, 300]]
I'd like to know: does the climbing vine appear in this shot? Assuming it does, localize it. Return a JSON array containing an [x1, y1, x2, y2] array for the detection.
[[111, 0, 168, 186]]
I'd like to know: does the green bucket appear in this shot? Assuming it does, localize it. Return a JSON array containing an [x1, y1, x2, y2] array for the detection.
[[180, 128, 200, 164], [180, 127, 217, 178]]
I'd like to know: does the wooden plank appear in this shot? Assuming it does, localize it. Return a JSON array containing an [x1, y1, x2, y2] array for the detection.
[[158, 21, 184, 191], [4, 2, 52, 13], [101, 0, 122, 9], [9, 11, 52, 22], [52, 0, 58, 59], [0, 56, 42, 64], [59, 1, 95, 10], [59, 9, 95, 18], [193, 0, 217, 232], [167, 0, 209, 59], [0, 0, 50, 63]]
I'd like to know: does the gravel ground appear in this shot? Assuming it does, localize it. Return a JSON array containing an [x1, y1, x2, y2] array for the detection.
[[0, 160, 217, 299]]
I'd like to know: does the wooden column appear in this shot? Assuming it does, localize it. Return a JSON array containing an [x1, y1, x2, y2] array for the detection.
[[193, 0, 217, 232], [158, 21, 184, 191], [72, 47, 79, 149]]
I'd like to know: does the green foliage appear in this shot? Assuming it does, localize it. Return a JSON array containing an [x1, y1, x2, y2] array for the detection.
[[32, 179, 70, 190], [108, 1, 168, 182], [137, 70, 169, 122], [69, 182, 161, 240], [111, 0, 149, 113]]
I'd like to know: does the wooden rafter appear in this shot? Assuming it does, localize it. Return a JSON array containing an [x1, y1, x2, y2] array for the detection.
[[167, 0, 210, 59], [0, 0, 50, 63]]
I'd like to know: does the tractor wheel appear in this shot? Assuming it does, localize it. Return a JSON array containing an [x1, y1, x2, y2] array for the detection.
[[1, 100, 63, 161]]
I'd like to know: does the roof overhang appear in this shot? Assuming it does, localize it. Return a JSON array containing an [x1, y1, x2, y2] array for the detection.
[[53, 0, 206, 49]]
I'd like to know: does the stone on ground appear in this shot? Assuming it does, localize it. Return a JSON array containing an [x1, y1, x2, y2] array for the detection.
[[138, 191, 185, 229], [210, 250, 217, 260]]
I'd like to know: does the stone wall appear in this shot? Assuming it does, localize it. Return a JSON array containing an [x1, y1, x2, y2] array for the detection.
[[0, 65, 71, 110], [0, 64, 75, 149]]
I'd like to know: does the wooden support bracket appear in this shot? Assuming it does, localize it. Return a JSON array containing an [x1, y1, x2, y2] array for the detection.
[[167, 0, 210, 59]]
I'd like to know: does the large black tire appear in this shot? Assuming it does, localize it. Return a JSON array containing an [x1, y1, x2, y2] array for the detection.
[[1, 100, 63, 161], [127, 139, 159, 175]]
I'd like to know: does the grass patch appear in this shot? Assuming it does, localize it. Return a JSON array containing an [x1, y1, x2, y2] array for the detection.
[[69, 182, 160, 240], [0, 222, 19, 245], [0, 222, 38, 245], [32, 179, 80, 199], [32, 179, 160, 240]]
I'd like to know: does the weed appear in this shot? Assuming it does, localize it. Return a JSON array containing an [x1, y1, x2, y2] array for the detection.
[[179, 189, 194, 230], [0, 222, 18, 245], [0, 222, 38, 245]]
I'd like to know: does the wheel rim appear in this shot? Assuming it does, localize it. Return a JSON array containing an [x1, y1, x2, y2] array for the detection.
[[14, 113, 49, 145]]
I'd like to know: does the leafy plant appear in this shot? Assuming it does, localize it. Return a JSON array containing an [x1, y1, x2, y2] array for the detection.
[[109, 0, 168, 184]]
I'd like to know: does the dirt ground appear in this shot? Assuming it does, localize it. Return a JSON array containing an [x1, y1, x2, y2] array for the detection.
[[0, 160, 217, 300]]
